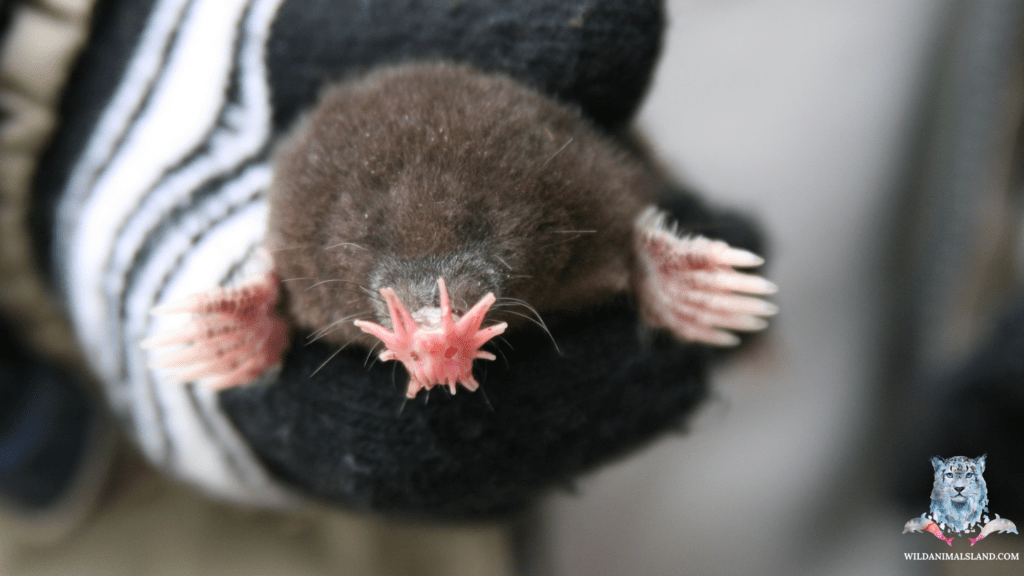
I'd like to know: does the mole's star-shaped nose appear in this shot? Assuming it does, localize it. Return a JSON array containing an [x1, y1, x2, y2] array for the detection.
[[354, 278, 507, 398]]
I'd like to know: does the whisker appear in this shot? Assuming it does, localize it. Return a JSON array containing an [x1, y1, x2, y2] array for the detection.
[[324, 242, 369, 251], [311, 337, 357, 377], [306, 278, 359, 290], [308, 312, 368, 339], [490, 308, 561, 355], [540, 236, 589, 248], [489, 340, 510, 368], [493, 298, 545, 324], [360, 291, 386, 305], [300, 278, 385, 304], [497, 296, 541, 312], [367, 344, 384, 370], [358, 285, 385, 303], [494, 335, 514, 351], [540, 137, 573, 168], [281, 276, 316, 282], [364, 342, 381, 367], [538, 230, 596, 249], [495, 256, 513, 270], [478, 386, 495, 412], [306, 311, 373, 345]]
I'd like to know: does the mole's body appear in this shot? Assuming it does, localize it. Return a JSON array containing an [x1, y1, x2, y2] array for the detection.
[[269, 63, 655, 348], [146, 62, 776, 397]]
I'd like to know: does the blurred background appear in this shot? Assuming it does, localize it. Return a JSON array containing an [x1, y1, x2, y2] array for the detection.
[[546, 0, 1024, 574]]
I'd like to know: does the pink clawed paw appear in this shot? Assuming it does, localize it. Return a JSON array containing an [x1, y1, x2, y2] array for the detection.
[[355, 278, 507, 399], [635, 206, 778, 346], [142, 267, 288, 389]]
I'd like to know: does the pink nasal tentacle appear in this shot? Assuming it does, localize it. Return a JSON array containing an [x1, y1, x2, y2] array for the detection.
[[353, 320, 395, 345], [473, 323, 507, 349], [380, 288, 414, 339], [458, 292, 496, 334], [438, 278, 456, 333], [354, 277, 508, 398]]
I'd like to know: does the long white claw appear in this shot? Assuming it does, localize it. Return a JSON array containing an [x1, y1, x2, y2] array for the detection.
[[691, 270, 778, 295], [720, 314, 769, 331], [719, 247, 765, 268], [141, 331, 184, 350], [635, 205, 777, 346], [150, 291, 224, 316], [704, 293, 779, 317], [149, 335, 244, 368]]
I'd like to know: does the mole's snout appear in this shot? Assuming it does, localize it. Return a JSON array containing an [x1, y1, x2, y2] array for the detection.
[[366, 251, 505, 329], [354, 278, 507, 399]]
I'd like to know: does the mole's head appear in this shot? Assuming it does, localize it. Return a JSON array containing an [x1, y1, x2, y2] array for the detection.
[[267, 62, 651, 357]]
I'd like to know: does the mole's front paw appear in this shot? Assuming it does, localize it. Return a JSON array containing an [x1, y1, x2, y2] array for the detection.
[[634, 206, 778, 346], [142, 266, 288, 389]]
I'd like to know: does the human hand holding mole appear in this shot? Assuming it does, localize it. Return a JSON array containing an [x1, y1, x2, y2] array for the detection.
[[143, 63, 777, 398]]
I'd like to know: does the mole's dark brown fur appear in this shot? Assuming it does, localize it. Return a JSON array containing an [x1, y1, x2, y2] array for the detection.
[[267, 62, 658, 347]]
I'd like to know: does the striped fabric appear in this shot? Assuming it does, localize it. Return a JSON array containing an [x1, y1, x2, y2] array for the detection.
[[55, 0, 297, 506]]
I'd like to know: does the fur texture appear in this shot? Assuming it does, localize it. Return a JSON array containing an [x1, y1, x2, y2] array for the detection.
[[930, 455, 989, 533], [268, 62, 657, 347]]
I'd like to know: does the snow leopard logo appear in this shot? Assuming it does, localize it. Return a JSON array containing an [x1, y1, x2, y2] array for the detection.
[[903, 455, 1017, 546], [929, 455, 988, 533]]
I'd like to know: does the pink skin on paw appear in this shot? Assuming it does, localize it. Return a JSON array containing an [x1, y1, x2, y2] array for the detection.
[[355, 278, 507, 399], [634, 206, 777, 346], [143, 264, 288, 389]]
